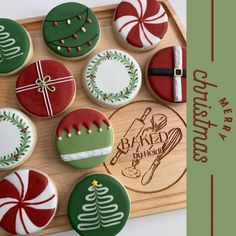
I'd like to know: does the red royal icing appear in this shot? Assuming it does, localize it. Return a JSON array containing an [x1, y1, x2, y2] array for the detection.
[[147, 46, 187, 103], [56, 108, 111, 137], [0, 170, 57, 235], [114, 0, 168, 48], [0, 179, 20, 199], [16, 60, 75, 118]]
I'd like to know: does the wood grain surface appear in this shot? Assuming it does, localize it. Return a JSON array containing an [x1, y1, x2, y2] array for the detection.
[[0, 1, 186, 235]]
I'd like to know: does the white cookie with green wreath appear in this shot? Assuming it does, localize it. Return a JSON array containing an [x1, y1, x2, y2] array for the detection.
[[83, 49, 142, 108], [0, 108, 37, 170]]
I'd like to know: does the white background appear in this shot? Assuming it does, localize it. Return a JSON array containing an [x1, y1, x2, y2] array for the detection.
[[0, 1, 186, 235]]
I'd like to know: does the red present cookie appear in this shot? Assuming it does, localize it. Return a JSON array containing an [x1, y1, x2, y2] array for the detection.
[[16, 60, 76, 118], [146, 46, 186, 103], [0, 169, 58, 235]]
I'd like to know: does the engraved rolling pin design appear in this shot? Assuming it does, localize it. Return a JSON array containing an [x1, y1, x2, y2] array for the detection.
[[110, 107, 152, 165]]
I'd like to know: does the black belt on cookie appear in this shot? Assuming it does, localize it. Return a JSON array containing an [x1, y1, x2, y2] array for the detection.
[[149, 68, 187, 77]]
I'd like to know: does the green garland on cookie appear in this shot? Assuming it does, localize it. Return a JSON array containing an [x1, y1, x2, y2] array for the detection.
[[86, 51, 139, 103], [0, 111, 31, 167]]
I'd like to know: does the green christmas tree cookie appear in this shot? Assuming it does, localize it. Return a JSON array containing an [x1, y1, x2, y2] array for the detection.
[[55, 108, 114, 169], [42, 2, 100, 59], [0, 18, 33, 76], [68, 173, 131, 236]]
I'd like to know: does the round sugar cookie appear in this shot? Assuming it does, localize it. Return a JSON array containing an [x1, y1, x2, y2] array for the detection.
[[68, 173, 130, 236], [146, 46, 187, 103], [43, 2, 100, 60], [0, 18, 33, 76], [16, 60, 76, 118], [113, 0, 168, 51], [55, 108, 114, 169], [83, 49, 142, 108], [0, 108, 37, 170], [0, 169, 58, 235]]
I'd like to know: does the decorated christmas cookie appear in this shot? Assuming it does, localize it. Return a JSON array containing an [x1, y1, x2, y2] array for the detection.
[[0, 18, 33, 76], [16, 60, 76, 118], [68, 173, 130, 236], [43, 2, 100, 59], [113, 0, 168, 51], [83, 49, 142, 108], [0, 169, 58, 235], [146, 46, 187, 103], [55, 109, 114, 169], [0, 108, 36, 170]]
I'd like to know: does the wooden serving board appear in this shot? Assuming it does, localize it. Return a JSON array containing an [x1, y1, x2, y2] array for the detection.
[[0, 1, 186, 235]]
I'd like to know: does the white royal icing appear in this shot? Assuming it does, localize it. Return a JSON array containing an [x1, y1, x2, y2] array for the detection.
[[77, 184, 124, 231], [60, 146, 113, 162], [173, 46, 183, 102], [0, 108, 36, 169], [0, 121, 20, 156], [83, 49, 142, 108]]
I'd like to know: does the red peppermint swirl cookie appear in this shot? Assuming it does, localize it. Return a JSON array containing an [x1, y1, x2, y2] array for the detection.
[[113, 0, 168, 51], [16, 60, 76, 118], [0, 169, 58, 235]]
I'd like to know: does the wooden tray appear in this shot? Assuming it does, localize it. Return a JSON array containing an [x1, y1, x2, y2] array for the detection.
[[0, 1, 186, 235]]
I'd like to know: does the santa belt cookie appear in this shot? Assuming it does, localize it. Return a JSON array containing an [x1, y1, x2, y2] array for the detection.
[[148, 46, 186, 102]]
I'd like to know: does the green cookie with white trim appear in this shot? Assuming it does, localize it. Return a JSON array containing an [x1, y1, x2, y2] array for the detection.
[[68, 173, 131, 236], [55, 108, 114, 169]]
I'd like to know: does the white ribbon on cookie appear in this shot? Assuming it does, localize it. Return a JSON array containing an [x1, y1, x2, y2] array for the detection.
[[173, 46, 183, 102], [60, 146, 113, 162]]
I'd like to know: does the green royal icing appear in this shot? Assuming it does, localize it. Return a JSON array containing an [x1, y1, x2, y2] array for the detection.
[[68, 173, 130, 236], [55, 123, 114, 169], [43, 2, 100, 58], [0, 18, 30, 74]]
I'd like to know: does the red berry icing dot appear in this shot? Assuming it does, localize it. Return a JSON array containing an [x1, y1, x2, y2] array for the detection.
[[73, 33, 78, 39], [86, 18, 92, 24]]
